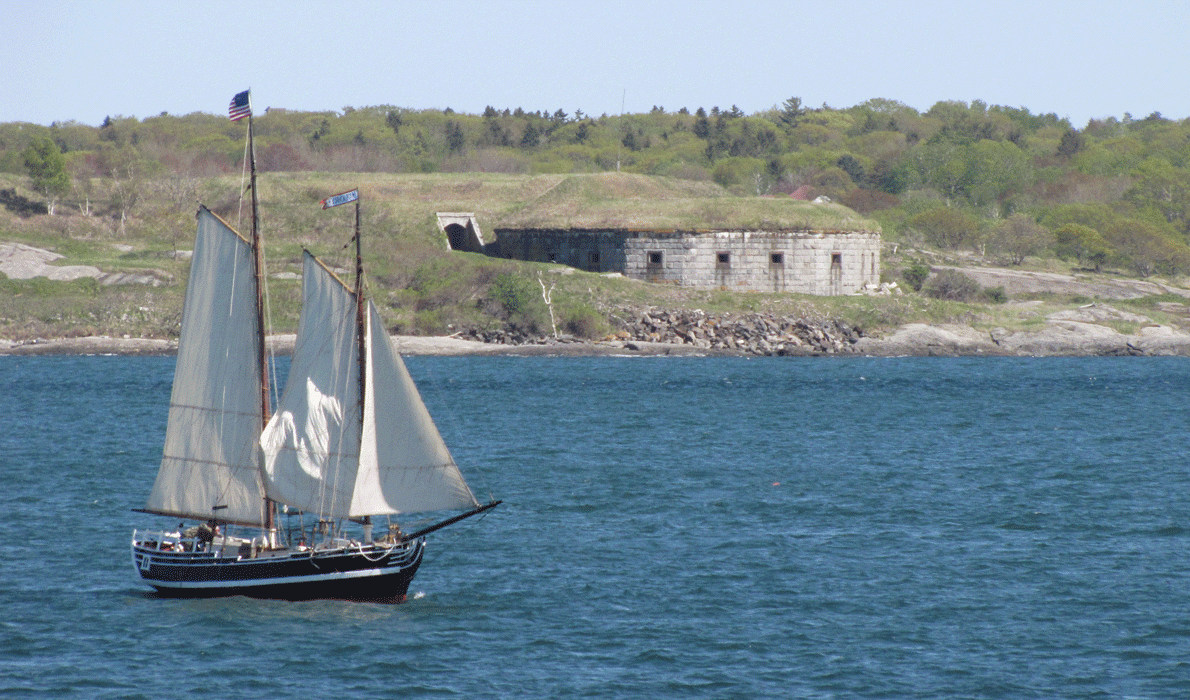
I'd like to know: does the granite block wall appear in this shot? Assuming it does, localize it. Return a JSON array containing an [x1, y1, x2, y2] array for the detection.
[[494, 228, 880, 296]]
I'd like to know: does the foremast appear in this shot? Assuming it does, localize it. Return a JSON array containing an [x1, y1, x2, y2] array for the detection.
[[353, 192, 371, 541], [295, 188, 499, 533]]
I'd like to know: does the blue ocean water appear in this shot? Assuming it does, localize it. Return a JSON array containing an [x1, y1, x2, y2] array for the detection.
[[2, 354, 1190, 698]]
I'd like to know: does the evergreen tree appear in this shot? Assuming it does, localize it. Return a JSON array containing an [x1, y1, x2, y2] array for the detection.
[[521, 121, 540, 148], [778, 96, 804, 129], [693, 108, 710, 139], [445, 120, 465, 153]]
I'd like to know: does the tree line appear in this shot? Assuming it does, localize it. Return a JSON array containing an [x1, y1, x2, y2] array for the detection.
[[3, 97, 1190, 278]]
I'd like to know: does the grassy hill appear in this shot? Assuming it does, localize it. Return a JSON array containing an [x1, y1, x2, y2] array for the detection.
[[1, 170, 1187, 345]]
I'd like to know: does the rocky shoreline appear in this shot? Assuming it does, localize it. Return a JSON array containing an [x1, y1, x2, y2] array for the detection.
[[7, 301, 1190, 357]]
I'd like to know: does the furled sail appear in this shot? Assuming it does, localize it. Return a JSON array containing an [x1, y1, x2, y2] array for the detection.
[[260, 253, 478, 520], [145, 207, 266, 526]]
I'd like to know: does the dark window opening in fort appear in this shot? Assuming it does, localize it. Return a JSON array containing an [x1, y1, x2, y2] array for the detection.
[[717, 251, 731, 267], [547, 252, 557, 263], [589, 251, 600, 265], [770, 252, 784, 265], [445, 224, 468, 251], [831, 252, 843, 267], [647, 251, 663, 266]]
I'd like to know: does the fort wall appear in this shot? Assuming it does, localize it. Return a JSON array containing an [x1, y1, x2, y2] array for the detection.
[[493, 228, 881, 295]]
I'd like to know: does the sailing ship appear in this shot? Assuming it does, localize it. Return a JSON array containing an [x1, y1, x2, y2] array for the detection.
[[131, 91, 498, 603]]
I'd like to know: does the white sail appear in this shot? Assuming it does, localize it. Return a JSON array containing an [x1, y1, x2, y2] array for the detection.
[[145, 208, 266, 526], [260, 253, 478, 520], [260, 253, 361, 518], [356, 300, 478, 515]]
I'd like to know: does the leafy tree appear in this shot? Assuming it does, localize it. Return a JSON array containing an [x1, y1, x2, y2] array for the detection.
[[915, 138, 970, 200], [1053, 223, 1112, 271], [711, 157, 766, 191], [987, 213, 1052, 265], [1108, 218, 1190, 277], [22, 136, 69, 215], [96, 145, 156, 234], [964, 139, 1032, 209], [872, 155, 911, 194], [925, 100, 1013, 143], [1038, 202, 1116, 235], [1056, 128, 1085, 157], [1124, 157, 1190, 228], [904, 207, 980, 250], [1071, 134, 1147, 177]]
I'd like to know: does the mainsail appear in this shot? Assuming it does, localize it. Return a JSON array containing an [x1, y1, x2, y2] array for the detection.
[[260, 252, 478, 520], [144, 207, 266, 527]]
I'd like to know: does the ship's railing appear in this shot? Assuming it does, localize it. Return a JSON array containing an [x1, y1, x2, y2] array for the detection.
[[132, 528, 255, 555]]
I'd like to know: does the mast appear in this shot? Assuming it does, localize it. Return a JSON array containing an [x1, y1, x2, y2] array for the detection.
[[353, 194, 365, 430], [246, 105, 276, 536], [353, 194, 371, 541]]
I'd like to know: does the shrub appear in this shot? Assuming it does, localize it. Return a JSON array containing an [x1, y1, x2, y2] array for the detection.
[[487, 272, 547, 332], [489, 272, 536, 316], [902, 264, 930, 291], [982, 286, 1007, 304], [923, 269, 980, 301], [839, 188, 900, 213], [413, 309, 445, 335], [562, 303, 610, 339]]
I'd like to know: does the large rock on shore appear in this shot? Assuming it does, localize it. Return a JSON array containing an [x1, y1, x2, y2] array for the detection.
[[0, 242, 171, 286], [854, 304, 1190, 357]]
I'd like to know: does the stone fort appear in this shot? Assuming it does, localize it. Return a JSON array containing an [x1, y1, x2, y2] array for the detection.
[[486, 227, 881, 296]]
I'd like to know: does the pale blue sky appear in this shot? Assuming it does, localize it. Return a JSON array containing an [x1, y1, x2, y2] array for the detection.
[[8, 0, 1188, 127]]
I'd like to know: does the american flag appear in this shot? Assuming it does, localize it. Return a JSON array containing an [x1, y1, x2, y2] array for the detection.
[[229, 90, 251, 121]]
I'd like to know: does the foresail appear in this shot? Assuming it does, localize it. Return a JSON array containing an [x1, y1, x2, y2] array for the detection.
[[355, 301, 479, 516], [260, 252, 479, 521], [260, 253, 362, 518], [145, 208, 266, 526]]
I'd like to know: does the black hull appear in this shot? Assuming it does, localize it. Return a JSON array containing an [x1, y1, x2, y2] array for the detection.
[[132, 539, 425, 604]]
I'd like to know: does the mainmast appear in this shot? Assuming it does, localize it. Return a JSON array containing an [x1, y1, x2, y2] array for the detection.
[[237, 90, 276, 536], [247, 112, 270, 431]]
